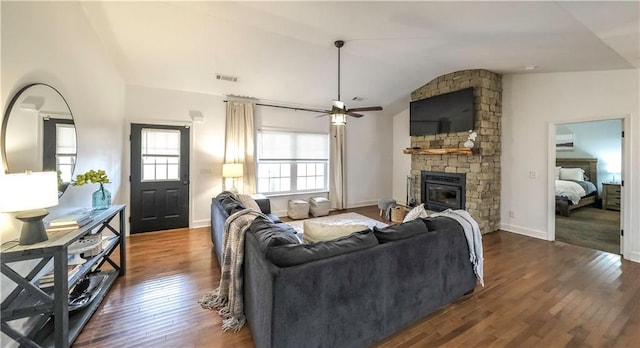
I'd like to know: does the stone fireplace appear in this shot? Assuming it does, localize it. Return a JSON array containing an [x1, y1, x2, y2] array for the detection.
[[409, 69, 502, 233]]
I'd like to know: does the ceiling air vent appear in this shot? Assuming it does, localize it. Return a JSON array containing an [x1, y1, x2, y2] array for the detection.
[[216, 74, 238, 82]]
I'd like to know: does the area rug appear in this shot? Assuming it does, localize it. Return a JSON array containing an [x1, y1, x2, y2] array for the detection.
[[286, 212, 388, 234]]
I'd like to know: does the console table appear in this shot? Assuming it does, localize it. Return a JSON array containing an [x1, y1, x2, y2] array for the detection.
[[1, 204, 126, 347]]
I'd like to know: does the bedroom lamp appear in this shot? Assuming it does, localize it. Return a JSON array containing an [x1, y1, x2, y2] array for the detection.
[[607, 161, 621, 183], [0, 171, 59, 245], [222, 163, 243, 193]]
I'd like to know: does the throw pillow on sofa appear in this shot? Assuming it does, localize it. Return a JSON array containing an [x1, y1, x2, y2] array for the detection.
[[373, 218, 429, 243], [403, 203, 429, 222], [266, 229, 378, 267], [303, 221, 369, 243], [249, 216, 300, 251]]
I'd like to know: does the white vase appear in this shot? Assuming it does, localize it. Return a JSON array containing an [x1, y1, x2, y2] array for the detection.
[[464, 140, 474, 148]]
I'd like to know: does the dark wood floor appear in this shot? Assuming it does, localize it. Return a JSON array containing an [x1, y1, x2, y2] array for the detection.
[[74, 206, 640, 347]]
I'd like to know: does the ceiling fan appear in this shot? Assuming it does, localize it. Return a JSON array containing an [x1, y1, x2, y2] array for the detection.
[[317, 40, 383, 124]]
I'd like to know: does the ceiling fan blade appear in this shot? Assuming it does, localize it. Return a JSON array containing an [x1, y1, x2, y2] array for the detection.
[[315, 114, 329, 118], [346, 112, 364, 118], [348, 106, 383, 112]]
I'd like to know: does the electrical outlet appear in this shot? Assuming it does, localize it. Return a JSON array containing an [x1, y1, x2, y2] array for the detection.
[[509, 210, 515, 218], [529, 171, 536, 179]]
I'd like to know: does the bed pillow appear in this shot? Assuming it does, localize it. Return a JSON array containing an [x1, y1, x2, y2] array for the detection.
[[303, 221, 370, 243], [555, 166, 561, 180], [560, 167, 584, 181]]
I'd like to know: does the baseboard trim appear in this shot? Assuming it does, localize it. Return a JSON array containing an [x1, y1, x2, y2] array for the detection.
[[347, 200, 377, 209], [192, 219, 210, 228], [500, 223, 548, 240], [627, 251, 640, 263]]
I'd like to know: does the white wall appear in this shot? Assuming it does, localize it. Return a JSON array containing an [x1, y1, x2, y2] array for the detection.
[[392, 108, 412, 204], [122, 87, 395, 220], [257, 104, 393, 215], [1, 2, 124, 344], [1, 2, 125, 239], [124, 85, 226, 227], [501, 69, 640, 262]]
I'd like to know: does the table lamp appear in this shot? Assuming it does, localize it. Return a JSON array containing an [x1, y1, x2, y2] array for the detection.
[[607, 161, 621, 184], [0, 171, 59, 245], [222, 163, 243, 193]]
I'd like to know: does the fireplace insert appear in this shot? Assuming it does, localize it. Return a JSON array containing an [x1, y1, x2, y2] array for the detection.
[[421, 171, 466, 212]]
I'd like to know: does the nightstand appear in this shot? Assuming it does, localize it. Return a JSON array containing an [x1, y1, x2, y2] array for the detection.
[[602, 183, 621, 211]]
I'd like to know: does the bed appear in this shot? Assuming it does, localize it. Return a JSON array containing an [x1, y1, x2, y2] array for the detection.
[[555, 158, 598, 217]]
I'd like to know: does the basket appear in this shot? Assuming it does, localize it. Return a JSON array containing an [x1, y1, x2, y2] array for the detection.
[[391, 206, 407, 223]]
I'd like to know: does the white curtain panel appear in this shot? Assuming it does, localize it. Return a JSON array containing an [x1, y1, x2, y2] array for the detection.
[[330, 124, 346, 209], [224, 101, 256, 193]]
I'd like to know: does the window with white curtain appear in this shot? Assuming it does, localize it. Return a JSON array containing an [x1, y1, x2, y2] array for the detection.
[[256, 131, 329, 194]]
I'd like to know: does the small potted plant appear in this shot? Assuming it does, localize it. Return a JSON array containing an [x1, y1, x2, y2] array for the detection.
[[72, 169, 111, 210]]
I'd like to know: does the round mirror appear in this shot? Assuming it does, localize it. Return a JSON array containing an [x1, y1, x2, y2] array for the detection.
[[1, 84, 77, 197]]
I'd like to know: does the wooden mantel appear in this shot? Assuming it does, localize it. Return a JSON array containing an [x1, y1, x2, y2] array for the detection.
[[403, 147, 481, 155]]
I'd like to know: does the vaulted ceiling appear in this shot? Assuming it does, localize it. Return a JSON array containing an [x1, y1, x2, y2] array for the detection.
[[81, 1, 639, 115]]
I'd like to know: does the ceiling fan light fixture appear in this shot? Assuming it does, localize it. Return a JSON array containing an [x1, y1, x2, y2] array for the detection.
[[330, 113, 347, 125]]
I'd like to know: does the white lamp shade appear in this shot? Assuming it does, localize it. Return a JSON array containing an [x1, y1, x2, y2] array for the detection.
[[607, 161, 621, 174], [0, 172, 59, 212], [222, 163, 243, 178]]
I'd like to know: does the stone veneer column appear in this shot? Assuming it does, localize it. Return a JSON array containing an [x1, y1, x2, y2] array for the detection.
[[410, 69, 502, 233]]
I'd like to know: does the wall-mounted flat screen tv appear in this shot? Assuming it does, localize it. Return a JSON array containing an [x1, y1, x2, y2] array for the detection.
[[410, 87, 475, 136]]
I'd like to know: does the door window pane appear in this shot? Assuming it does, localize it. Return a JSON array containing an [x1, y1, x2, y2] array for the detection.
[[141, 129, 180, 181]]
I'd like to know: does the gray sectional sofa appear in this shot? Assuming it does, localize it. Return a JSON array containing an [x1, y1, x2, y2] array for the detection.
[[210, 192, 477, 348]]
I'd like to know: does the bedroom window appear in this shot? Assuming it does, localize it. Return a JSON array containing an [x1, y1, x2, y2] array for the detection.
[[256, 131, 329, 194]]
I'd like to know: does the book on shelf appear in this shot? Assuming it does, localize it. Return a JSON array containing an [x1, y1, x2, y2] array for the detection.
[[47, 209, 93, 231], [38, 264, 82, 288]]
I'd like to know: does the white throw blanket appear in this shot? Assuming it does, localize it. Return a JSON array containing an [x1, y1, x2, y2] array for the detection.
[[430, 209, 484, 286], [555, 179, 586, 204], [199, 209, 265, 331]]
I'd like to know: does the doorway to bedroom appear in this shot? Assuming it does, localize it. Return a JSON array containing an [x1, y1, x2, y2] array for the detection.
[[553, 119, 622, 254]]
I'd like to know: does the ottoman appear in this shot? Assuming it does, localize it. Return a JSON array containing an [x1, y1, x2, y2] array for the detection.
[[287, 199, 310, 220], [378, 199, 397, 221], [309, 197, 330, 217]]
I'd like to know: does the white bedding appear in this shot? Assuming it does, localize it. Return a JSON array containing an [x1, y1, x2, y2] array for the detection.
[[555, 179, 586, 204]]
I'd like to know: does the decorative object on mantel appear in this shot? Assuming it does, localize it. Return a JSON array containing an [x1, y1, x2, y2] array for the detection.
[[0, 171, 59, 245], [72, 169, 111, 210], [464, 130, 478, 148]]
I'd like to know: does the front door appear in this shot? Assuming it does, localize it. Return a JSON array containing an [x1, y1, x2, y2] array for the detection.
[[130, 124, 190, 234]]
